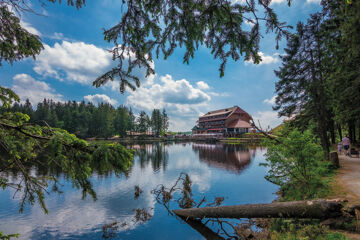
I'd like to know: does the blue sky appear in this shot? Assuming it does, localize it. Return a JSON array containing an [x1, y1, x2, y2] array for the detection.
[[1, 0, 321, 131]]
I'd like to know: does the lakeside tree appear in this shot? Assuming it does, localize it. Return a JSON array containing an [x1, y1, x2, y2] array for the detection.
[[3, 99, 171, 138], [137, 110, 150, 133], [151, 109, 162, 137], [162, 109, 169, 133], [274, 14, 331, 156], [274, 0, 360, 155]]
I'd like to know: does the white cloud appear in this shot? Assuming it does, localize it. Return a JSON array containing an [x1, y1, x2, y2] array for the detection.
[[245, 19, 255, 26], [263, 95, 277, 105], [84, 94, 117, 106], [270, 0, 287, 4], [33, 41, 155, 90], [48, 32, 72, 41], [20, 20, 41, 36], [196, 81, 210, 90], [34, 41, 113, 84], [12, 74, 62, 105], [252, 110, 285, 130], [126, 74, 212, 131], [245, 52, 279, 65], [306, 0, 321, 3]]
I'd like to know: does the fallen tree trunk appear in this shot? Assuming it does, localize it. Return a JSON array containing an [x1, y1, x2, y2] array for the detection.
[[178, 217, 225, 240], [173, 199, 346, 220]]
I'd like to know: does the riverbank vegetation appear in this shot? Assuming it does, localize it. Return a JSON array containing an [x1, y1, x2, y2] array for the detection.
[[265, 1, 360, 236], [263, 125, 353, 239]]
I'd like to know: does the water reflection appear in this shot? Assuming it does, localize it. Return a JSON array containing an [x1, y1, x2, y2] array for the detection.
[[131, 143, 169, 172], [0, 143, 277, 240], [192, 143, 255, 173]]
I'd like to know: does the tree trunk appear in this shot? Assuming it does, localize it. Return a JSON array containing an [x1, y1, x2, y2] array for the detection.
[[330, 151, 340, 169], [329, 121, 336, 144], [179, 217, 225, 240], [173, 199, 345, 220], [337, 124, 342, 141]]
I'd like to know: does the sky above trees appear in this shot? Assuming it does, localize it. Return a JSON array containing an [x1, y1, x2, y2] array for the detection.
[[1, 0, 321, 131]]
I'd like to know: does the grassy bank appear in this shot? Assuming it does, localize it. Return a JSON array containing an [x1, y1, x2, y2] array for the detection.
[[262, 126, 354, 239]]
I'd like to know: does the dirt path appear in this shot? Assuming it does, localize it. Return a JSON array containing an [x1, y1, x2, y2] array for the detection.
[[335, 154, 360, 204], [332, 154, 360, 240]]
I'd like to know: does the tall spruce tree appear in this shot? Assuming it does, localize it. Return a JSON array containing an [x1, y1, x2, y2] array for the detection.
[[274, 14, 331, 156]]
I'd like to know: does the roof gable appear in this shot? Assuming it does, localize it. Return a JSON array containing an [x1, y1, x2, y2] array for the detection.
[[200, 106, 249, 118]]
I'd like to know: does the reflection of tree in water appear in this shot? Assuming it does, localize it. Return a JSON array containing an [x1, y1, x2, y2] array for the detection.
[[133, 143, 169, 172], [192, 143, 254, 173]]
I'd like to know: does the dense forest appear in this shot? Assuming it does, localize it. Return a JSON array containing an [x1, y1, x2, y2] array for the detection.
[[1, 99, 169, 138], [273, 0, 360, 157]]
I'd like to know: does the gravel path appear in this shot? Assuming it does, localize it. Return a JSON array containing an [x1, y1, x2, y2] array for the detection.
[[337, 154, 360, 203]]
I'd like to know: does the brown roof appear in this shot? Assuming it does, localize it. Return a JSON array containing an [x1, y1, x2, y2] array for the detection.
[[200, 106, 237, 118], [226, 119, 252, 128]]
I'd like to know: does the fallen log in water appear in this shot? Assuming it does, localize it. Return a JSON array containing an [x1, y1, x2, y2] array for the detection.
[[173, 199, 347, 220], [178, 217, 225, 240]]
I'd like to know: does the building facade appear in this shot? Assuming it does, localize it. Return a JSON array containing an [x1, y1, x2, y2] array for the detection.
[[192, 106, 252, 135]]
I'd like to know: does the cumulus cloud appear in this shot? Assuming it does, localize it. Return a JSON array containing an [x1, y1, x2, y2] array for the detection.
[[252, 110, 285, 130], [263, 95, 277, 105], [127, 74, 211, 109], [196, 81, 210, 90], [20, 20, 41, 36], [33, 41, 155, 89], [12, 74, 62, 105], [245, 52, 279, 65], [126, 74, 212, 131], [33, 41, 113, 84], [84, 94, 117, 106]]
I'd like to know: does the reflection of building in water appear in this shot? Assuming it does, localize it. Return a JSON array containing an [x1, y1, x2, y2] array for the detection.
[[192, 143, 254, 173]]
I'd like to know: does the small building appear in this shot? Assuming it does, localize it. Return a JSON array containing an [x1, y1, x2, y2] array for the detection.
[[192, 106, 252, 135]]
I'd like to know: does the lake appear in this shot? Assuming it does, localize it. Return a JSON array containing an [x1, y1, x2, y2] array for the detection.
[[0, 142, 278, 239]]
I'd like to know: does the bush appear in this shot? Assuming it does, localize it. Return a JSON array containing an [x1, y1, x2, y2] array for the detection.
[[262, 127, 332, 200]]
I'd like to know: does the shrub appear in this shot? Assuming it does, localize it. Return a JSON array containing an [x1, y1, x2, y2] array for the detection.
[[262, 127, 332, 200]]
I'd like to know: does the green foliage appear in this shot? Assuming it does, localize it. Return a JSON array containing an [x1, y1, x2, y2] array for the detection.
[[94, 0, 292, 92], [0, 232, 19, 240], [2, 99, 171, 138], [150, 109, 168, 137], [0, 6, 43, 65], [271, 219, 349, 240], [0, 87, 19, 109], [274, 0, 360, 148], [0, 111, 133, 213], [263, 126, 332, 200]]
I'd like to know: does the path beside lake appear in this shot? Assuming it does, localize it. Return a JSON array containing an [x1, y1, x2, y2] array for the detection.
[[332, 154, 360, 240], [336, 154, 360, 204]]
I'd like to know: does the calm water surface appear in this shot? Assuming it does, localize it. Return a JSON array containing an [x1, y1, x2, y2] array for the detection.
[[0, 142, 278, 239]]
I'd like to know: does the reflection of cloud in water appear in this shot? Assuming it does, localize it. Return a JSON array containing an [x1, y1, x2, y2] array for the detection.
[[0, 143, 256, 239], [0, 144, 214, 239], [192, 143, 252, 174]]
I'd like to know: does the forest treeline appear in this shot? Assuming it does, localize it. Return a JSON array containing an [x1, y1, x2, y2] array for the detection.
[[274, 0, 360, 157], [1, 99, 169, 139]]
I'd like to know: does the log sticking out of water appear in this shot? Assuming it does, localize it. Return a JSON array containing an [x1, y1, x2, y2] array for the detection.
[[173, 199, 346, 220]]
